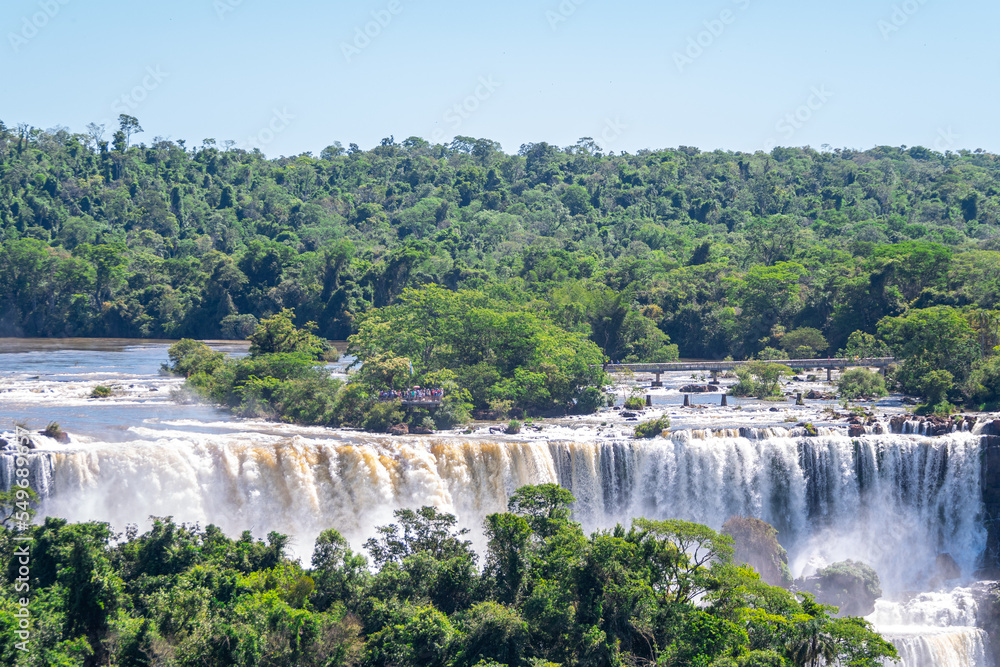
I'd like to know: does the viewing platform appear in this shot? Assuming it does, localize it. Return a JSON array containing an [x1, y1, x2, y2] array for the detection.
[[378, 388, 444, 408], [604, 357, 896, 385], [398, 398, 443, 408]]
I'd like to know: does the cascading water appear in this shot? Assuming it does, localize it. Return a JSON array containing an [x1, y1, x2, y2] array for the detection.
[[870, 588, 992, 667], [1, 341, 995, 666], [1, 426, 985, 590]]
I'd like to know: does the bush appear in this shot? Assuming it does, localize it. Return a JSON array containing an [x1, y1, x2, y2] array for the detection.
[[505, 420, 521, 435], [165, 339, 225, 378], [965, 356, 1000, 408], [623, 396, 645, 410], [487, 398, 514, 420], [799, 559, 882, 617], [361, 401, 405, 433], [574, 387, 605, 414], [634, 416, 670, 439], [90, 385, 112, 398], [837, 368, 888, 400], [42, 422, 68, 443], [272, 375, 342, 425], [729, 362, 791, 399]]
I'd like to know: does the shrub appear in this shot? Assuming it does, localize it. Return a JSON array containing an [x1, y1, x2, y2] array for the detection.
[[165, 339, 225, 378], [505, 420, 522, 435], [90, 385, 112, 398], [488, 398, 514, 420], [623, 396, 645, 410], [42, 422, 67, 442], [361, 401, 405, 433], [729, 362, 791, 399], [574, 387, 606, 414], [803, 559, 882, 617], [965, 356, 1000, 408], [272, 375, 342, 425], [756, 347, 789, 361], [634, 416, 670, 439], [837, 368, 888, 400]]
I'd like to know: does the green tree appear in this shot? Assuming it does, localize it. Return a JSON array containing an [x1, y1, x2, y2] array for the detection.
[[878, 306, 978, 393], [837, 368, 888, 401], [778, 328, 828, 358], [248, 309, 329, 358]]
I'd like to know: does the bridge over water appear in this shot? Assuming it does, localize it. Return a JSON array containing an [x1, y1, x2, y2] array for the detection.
[[604, 357, 896, 386]]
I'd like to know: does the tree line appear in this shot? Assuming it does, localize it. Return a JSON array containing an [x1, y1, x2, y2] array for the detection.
[[4, 117, 1000, 406]]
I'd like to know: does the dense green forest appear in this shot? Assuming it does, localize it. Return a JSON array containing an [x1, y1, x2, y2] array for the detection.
[[5, 117, 1000, 407], [0, 484, 897, 666]]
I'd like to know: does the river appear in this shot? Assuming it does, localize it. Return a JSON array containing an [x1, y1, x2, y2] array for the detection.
[[0, 337, 995, 666]]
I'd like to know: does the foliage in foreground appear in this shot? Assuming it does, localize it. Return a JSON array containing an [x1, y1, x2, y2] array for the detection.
[[0, 484, 897, 667]]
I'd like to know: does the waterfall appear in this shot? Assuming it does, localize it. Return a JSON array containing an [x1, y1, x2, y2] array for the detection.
[[0, 426, 986, 593], [869, 588, 993, 667]]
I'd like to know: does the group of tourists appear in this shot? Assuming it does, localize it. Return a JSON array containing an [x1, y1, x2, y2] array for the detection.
[[378, 387, 443, 402]]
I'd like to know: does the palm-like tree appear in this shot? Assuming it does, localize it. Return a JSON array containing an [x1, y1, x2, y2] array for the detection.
[[786, 617, 837, 667]]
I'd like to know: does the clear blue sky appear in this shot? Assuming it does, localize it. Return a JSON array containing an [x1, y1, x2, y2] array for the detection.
[[3, 0, 997, 157]]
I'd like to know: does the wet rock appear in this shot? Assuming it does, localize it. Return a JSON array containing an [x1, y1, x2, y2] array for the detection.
[[679, 384, 718, 393], [621, 411, 638, 418], [411, 426, 434, 435], [871, 422, 884, 435], [797, 560, 881, 617], [889, 415, 907, 433], [388, 423, 409, 436], [804, 390, 835, 400], [848, 424, 865, 438], [935, 553, 962, 581]]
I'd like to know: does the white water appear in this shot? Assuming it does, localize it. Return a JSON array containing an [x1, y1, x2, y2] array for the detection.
[[1, 426, 985, 592], [870, 588, 992, 667], [1, 340, 994, 665]]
